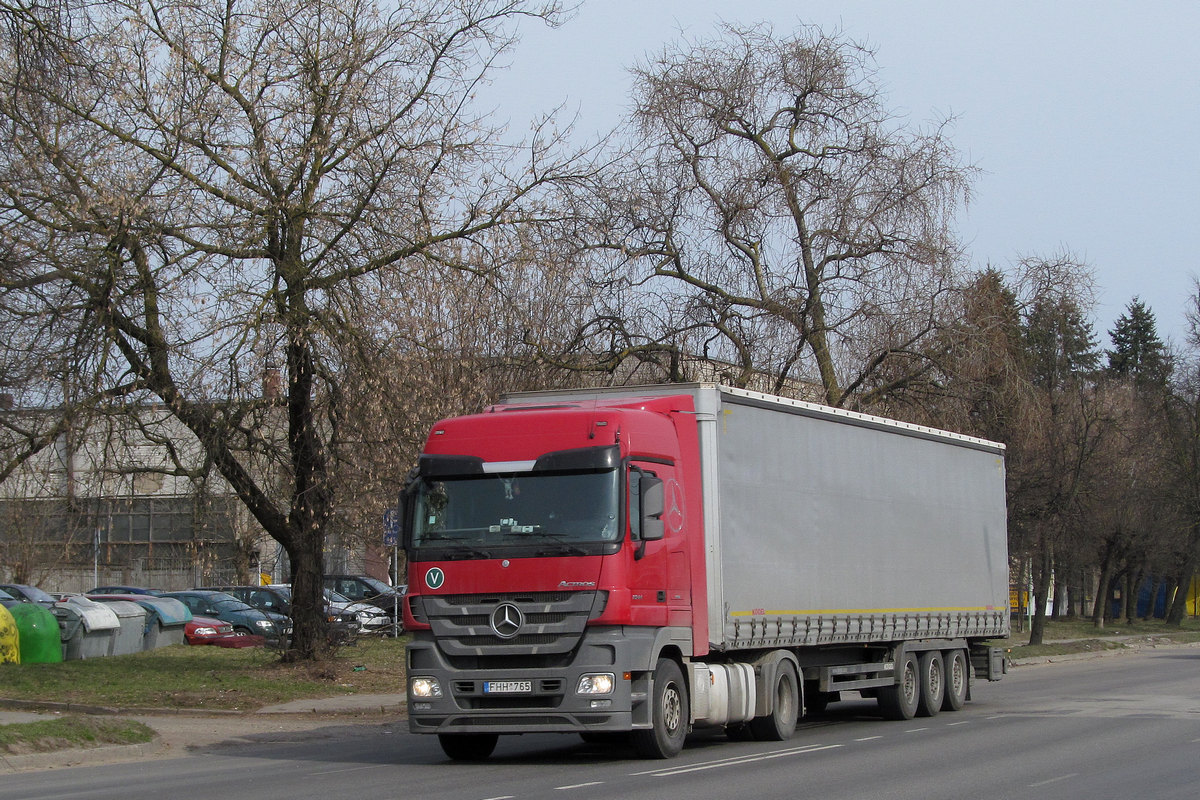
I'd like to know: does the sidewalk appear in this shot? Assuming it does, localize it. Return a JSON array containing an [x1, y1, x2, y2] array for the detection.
[[0, 693, 408, 773]]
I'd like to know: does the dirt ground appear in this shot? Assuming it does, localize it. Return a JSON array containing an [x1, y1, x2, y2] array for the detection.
[[131, 710, 401, 754]]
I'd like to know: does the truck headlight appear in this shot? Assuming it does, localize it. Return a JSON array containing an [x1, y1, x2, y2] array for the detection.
[[410, 677, 443, 699], [576, 673, 615, 695]]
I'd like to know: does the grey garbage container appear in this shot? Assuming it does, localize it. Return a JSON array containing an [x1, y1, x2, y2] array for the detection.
[[134, 596, 190, 649], [51, 598, 120, 659], [100, 600, 147, 656]]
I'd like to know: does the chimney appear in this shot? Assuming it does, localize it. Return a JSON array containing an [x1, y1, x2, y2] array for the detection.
[[262, 368, 282, 401]]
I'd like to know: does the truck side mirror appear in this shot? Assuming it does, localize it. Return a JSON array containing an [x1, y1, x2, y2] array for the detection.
[[399, 468, 419, 548], [640, 476, 665, 542]]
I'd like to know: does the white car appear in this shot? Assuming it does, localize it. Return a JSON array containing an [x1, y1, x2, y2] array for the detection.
[[324, 589, 391, 633]]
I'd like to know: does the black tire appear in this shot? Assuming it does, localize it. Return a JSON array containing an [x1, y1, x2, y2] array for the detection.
[[916, 651, 944, 717], [233, 626, 252, 636], [749, 662, 799, 741], [878, 651, 920, 721], [632, 659, 688, 759], [438, 733, 498, 761], [941, 649, 968, 712]]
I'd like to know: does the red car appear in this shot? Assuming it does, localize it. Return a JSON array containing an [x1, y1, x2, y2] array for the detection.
[[185, 615, 265, 648]]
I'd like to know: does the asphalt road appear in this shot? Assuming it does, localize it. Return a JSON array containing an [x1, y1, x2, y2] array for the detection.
[[4, 647, 1199, 800]]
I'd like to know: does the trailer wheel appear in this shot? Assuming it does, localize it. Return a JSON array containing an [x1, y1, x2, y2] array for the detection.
[[750, 662, 799, 741], [916, 651, 944, 717], [632, 659, 688, 759], [878, 651, 920, 720], [941, 649, 968, 712], [438, 733, 498, 761]]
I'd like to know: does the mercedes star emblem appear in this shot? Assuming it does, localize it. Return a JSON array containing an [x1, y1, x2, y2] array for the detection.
[[490, 602, 524, 639]]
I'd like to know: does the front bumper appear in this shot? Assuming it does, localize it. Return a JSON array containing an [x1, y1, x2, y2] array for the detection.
[[407, 627, 656, 735]]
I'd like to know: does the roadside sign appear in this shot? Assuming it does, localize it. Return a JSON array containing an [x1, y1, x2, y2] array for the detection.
[[383, 508, 399, 547]]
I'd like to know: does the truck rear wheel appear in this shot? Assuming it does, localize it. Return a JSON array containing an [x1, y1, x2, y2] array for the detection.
[[632, 658, 688, 759], [749, 662, 799, 741], [916, 651, 944, 717], [941, 649, 968, 711], [878, 651, 919, 720], [438, 733, 498, 761]]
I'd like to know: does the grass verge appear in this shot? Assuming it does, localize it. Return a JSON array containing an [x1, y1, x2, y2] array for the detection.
[[0, 635, 408, 711], [0, 716, 155, 755], [997, 617, 1200, 659]]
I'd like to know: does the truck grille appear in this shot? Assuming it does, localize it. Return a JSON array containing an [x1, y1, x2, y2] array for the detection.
[[421, 591, 606, 658]]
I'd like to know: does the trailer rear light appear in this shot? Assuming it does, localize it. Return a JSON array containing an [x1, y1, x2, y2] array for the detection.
[[410, 677, 443, 699], [576, 673, 615, 695]]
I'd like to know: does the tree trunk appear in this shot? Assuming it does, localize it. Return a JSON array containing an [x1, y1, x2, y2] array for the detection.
[[1166, 565, 1195, 626], [1091, 565, 1113, 629], [1028, 542, 1053, 645], [1124, 571, 1138, 624], [1166, 524, 1200, 626], [287, 537, 329, 660]]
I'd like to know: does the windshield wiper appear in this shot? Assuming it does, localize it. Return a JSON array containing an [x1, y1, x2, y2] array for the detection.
[[443, 546, 492, 560], [535, 545, 589, 557]]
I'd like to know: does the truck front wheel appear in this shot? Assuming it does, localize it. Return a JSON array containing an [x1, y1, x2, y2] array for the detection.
[[632, 659, 688, 759], [438, 733, 498, 761]]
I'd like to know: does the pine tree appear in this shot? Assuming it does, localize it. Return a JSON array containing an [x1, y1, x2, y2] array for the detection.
[[1106, 298, 1171, 387], [1023, 296, 1100, 390]]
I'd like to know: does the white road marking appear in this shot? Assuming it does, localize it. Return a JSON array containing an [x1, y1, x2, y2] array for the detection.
[[637, 744, 843, 777], [308, 765, 388, 775], [1029, 773, 1079, 788]]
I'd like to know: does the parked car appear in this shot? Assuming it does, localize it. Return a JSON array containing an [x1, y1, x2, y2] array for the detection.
[[0, 584, 56, 607], [322, 588, 393, 634], [324, 574, 404, 632], [185, 615, 264, 648], [88, 585, 162, 596], [0, 588, 17, 607], [203, 585, 357, 644], [162, 590, 290, 646]]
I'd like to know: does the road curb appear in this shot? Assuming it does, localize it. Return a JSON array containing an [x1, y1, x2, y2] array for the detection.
[[1008, 637, 1200, 667], [1, 737, 167, 774], [0, 698, 245, 717]]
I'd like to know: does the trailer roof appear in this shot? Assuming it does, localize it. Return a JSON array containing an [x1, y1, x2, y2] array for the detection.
[[501, 383, 1006, 455]]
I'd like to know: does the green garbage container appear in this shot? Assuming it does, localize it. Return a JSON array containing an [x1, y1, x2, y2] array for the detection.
[[6, 602, 62, 664]]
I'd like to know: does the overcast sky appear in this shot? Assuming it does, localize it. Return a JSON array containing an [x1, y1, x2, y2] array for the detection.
[[487, 0, 1199, 346]]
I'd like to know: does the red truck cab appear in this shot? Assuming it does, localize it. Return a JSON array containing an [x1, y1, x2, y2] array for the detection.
[[403, 393, 706, 758]]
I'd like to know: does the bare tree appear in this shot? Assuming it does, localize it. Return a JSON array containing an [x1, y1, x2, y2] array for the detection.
[[608, 22, 973, 407], [0, 0, 591, 658]]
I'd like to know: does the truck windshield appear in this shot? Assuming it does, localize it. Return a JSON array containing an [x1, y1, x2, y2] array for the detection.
[[411, 468, 621, 556]]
